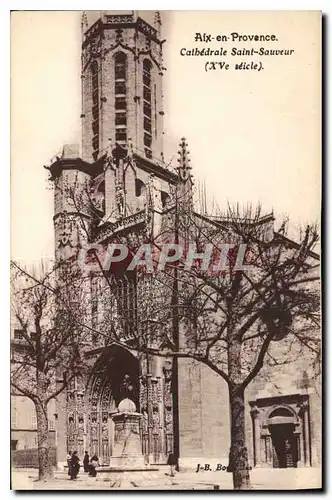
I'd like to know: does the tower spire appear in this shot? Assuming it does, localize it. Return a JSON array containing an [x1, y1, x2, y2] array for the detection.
[[177, 138, 192, 183], [176, 137, 194, 209], [154, 11, 162, 38]]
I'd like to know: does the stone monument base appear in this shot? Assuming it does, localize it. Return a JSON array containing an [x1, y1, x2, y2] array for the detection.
[[110, 404, 145, 468]]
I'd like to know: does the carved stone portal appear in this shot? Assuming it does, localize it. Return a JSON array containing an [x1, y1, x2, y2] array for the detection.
[[65, 346, 174, 465], [249, 394, 311, 469]]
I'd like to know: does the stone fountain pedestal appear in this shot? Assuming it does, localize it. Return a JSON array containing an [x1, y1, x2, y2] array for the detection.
[[110, 402, 145, 468], [100, 398, 159, 488]]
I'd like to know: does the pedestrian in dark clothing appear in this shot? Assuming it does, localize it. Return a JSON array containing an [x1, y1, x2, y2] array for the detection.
[[67, 451, 72, 477], [70, 451, 80, 480], [89, 455, 99, 477], [83, 451, 90, 473], [167, 452, 177, 477]]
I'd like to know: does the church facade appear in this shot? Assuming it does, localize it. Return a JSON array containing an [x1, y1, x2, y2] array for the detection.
[[15, 11, 320, 471]]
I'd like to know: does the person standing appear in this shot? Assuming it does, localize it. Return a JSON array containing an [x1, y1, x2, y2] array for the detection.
[[83, 451, 90, 473], [167, 452, 177, 477], [89, 455, 99, 478], [70, 451, 80, 480], [67, 451, 72, 478]]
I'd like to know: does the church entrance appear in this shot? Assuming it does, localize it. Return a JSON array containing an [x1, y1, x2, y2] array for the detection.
[[270, 424, 298, 468], [86, 346, 139, 465], [250, 394, 312, 468], [65, 345, 140, 465], [65, 345, 175, 466]]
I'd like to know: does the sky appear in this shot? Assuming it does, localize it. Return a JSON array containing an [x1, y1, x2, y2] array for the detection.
[[10, 11, 321, 262]]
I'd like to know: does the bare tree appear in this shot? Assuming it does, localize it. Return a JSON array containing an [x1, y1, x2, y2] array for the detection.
[[141, 204, 320, 489], [10, 261, 87, 481], [49, 164, 320, 490], [79, 200, 320, 489]]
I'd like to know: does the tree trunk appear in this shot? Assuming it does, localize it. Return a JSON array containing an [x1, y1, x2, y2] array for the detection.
[[227, 385, 251, 490], [35, 400, 53, 481]]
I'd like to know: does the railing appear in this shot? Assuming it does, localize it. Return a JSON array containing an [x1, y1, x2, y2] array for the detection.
[[12, 447, 57, 468], [105, 14, 134, 24], [96, 210, 146, 241]]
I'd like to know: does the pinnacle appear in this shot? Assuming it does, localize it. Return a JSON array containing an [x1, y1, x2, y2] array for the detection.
[[177, 138, 191, 171]]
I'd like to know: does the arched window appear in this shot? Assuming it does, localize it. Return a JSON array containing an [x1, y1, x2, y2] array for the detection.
[[135, 178, 145, 197], [91, 61, 99, 161], [114, 52, 127, 145], [161, 191, 170, 208], [142, 59, 153, 158], [115, 274, 137, 340]]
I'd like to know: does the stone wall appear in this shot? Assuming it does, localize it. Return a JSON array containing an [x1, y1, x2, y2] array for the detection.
[[178, 358, 230, 468]]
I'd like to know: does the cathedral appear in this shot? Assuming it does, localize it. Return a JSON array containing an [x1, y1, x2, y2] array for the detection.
[[12, 11, 321, 472]]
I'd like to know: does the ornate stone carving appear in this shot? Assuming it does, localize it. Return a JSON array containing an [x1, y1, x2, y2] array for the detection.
[[137, 18, 157, 40], [115, 185, 125, 217], [163, 361, 174, 454], [296, 399, 309, 416], [55, 214, 75, 248], [250, 405, 260, 418], [105, 15, 133, 24], [95, 210, 146, 242]]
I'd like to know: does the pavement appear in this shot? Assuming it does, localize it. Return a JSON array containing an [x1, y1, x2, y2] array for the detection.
[[11, 466, 322, 491]]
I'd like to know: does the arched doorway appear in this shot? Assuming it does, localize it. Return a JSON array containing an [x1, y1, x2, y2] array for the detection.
[[268, 408, 298, 468], [250, 394, 311, 469], [65, 346, 174, 466], [86, 345, 139, 465]]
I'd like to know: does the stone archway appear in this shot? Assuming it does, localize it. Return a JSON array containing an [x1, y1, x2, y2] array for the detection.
[[250, 394, 311, 469], [86, 345, 140, 465], [267, 407, 299, 468], [64, 346, 175, 466]]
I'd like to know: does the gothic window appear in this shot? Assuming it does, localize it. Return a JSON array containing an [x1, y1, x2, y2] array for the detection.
[[91, 61, 99, 161], [115, 274, 137, 340], [143, 59, 153, 158], [144, 132, 152, 148], [135, 178, 145, 197], [115, 81, 126, 95], [143, 87, 151, 102], [115, 113, 127, 126], [92, 136, 99, 151], [143, 69, 151, 87], [91, 277, 100, 343], [115, 53, 126, 80], [161, 191, 170, 208], [144, 117, 152, 134], [114, 52, 127, 146], [92, 121, 99, 136], [143, 102, 151, 117], [115, 97, 127, 110], [115, 128, 127, 142]]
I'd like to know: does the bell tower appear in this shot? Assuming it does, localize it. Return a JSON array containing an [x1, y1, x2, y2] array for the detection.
[[81, 11, 165, 164]]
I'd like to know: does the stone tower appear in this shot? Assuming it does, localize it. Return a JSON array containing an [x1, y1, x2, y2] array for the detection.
[[49, 12, 182, 467], [81, 11, 164, 164], [45, 13, 321, 474]]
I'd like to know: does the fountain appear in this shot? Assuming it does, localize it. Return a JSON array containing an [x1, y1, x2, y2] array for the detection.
[[110, 397, 145, 468], [96, 375, 160, 488]]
